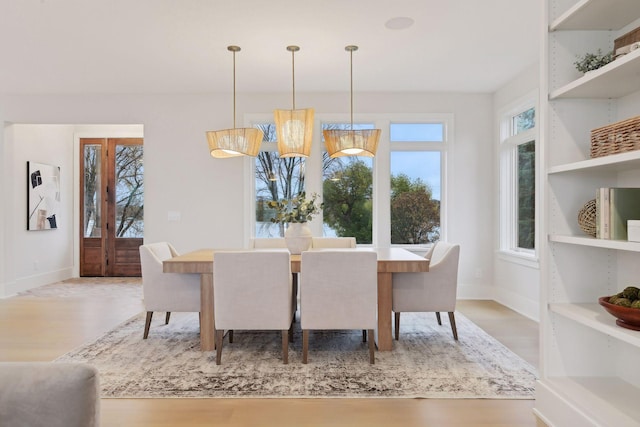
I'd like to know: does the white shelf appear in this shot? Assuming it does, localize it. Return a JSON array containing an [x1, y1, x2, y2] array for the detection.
[[548, 150, 640, 175], [550, 49, 640, 99], [549, 234, 640, 251], [541, 1, 640, 424], [550, 0, 640, 31], [550, 303, 640, 347], [541, 377, 640, 427]]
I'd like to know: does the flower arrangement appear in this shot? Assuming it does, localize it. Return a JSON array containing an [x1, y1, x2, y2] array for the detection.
[[574, 49, 614, 74], [267, 192, 322, 224]]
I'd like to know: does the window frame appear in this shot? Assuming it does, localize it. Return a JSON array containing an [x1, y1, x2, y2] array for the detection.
[[245, 113, 453, 250], [498, 92, 539, 266]]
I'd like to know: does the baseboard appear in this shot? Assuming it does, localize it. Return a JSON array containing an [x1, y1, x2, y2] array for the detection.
[[493, 289, 539, 321], [457, 282, 539, 322], [4, 268, 73, 297]]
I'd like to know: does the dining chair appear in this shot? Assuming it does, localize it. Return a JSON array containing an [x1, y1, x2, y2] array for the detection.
[[392, 242, 461, 341], [213, 250, 295, 365], [311, 237, 356, 248], [249, 238, 287, 249], [139, 242, 200, 339], [250, 237, 299, 320], [300, 250, 378, 364]]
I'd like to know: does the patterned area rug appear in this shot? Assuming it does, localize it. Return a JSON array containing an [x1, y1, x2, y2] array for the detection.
[[56, 310, 537, 399]]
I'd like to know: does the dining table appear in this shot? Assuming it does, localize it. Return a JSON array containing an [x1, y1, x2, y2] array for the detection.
[[163, 247, 429, 352]]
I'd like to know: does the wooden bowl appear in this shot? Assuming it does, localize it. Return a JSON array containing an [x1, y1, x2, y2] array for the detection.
[[598, 296, 640, 331]]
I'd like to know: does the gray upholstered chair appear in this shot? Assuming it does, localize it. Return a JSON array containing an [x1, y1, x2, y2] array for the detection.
[[300, 250, 378, 364], [0, 362, 100, 427], [311, 237, 356, 248], [139, 242, 200, 339], [213, 250, 295, 364], [392, 242, 461, 341]]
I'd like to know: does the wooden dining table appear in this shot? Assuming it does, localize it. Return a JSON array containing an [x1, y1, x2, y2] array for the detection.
[[163, 247, 429, 352]]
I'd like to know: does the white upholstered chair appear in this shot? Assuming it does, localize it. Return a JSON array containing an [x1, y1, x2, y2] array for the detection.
[[250, 237, 299, 319], [392, 242, 461, 341], [139, 242, 200, 339], [249, 238, 287, 249], [213, 250, 295, 365], [311, 237, 356, 248], [300, 250, 378, 364]]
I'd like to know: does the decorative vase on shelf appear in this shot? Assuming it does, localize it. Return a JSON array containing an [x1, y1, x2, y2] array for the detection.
[[284, 222, 312, 254]]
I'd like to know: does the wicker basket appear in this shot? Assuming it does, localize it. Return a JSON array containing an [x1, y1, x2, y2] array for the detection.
[[578, 199, 597, 237], [615, 26, 640, 52], [590, 115, 640, 158]]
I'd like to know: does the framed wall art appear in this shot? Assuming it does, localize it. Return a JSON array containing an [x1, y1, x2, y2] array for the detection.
[[27, 161, 61, 230]]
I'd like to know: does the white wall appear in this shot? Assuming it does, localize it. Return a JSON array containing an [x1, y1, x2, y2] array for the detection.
[[5, 124, 75, 294], [0, 91, 495, 300], [492, 64, 541, 321]]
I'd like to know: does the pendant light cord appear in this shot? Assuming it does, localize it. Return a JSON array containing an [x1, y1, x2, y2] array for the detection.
[[345, 45, 358, 131], [287, 45, 300, 111], [291, 48, 296, 110], [232, 48, 237, 129], [349, 48, 354, 130]]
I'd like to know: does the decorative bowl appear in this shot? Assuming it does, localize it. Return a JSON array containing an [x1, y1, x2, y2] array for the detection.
[[598, 296, 640, 330]]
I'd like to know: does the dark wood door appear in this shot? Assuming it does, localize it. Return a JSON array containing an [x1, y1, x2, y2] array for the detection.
[[80, 138, 143, 276]]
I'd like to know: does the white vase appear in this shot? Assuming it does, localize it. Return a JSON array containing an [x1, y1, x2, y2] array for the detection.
[[284, 222, 313, 254]]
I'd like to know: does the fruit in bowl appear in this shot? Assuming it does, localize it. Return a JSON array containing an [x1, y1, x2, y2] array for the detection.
[[599, 286, 640, 330]]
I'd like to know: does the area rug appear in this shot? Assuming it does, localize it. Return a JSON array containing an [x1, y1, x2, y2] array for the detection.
[[55, 310, 537, 399]]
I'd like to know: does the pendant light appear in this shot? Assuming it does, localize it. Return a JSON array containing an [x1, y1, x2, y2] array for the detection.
[[207, 46, 264, 158], [274, 45, 314, 158], [323, 45, 380, 158]]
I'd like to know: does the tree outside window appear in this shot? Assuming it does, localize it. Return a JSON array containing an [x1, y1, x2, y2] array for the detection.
[[252, 116, 450, 247], [390, 123, 443, 245]]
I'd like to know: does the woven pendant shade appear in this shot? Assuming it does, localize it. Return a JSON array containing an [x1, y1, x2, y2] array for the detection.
[[323, 128, 380, 158], [274, 108, 314, 157], [274, 46, 314, 158], [324, 45, 380, 158], [207, 127, 264, 158], [206, 45, 263, 158]]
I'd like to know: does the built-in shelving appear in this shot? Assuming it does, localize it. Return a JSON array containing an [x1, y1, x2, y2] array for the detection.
[[538, 0, 640, 425], [548, 150, 640, 175], [550, 303, 640, 347], [550, 48, 640, 99], [550, 0, 640, 31], [539, 378, 640, 427], [549, 234, 640, 251]]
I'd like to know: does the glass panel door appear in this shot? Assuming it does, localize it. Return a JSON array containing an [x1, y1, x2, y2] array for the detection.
[[80, 138, 143, 276]]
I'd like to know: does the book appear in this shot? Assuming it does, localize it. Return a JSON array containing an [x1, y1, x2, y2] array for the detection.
[[596, 187, 610, 239], [609, 188, 640, 240]]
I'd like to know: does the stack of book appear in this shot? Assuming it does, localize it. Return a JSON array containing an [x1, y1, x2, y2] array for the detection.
[[596, 188, 640, 240]]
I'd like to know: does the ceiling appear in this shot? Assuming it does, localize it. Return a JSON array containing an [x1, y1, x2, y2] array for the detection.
[[0, 0, 540, 95]]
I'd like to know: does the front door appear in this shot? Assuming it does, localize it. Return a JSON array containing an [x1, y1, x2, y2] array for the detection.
[[80, 138, 144, 276]]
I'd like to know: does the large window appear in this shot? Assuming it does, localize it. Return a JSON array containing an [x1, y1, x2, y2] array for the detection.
[[322, 123, 374, 243], [390, 123, 443, 244], [500, 101, 536, 257], [254, 123, 306, 238], [250, 114, 451, 247]]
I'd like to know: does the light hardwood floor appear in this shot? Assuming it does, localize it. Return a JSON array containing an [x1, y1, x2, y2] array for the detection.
[[0, 281, 543, 427]]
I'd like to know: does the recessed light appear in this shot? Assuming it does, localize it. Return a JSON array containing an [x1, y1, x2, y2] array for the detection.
[[385, 17, 415, 30]]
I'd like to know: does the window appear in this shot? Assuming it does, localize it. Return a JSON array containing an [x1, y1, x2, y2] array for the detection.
[[322, 123, 374, 243], [500, 101, 537, 257], [254, 123, 306, 238], [389, 123, 444, 244], [249, 113, 452, 247]]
